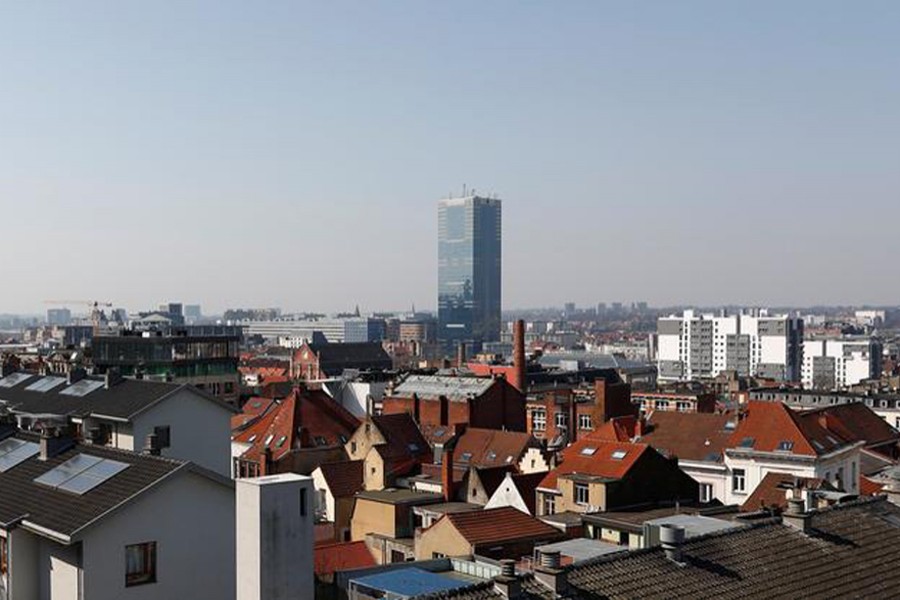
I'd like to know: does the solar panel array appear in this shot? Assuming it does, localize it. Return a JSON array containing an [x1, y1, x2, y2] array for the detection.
[[25, 377, 67, 393], [34, 453, 130, 495], [60, 379, 105, 397], [0, 438, 40, 472], [0, 373, 34, 388]]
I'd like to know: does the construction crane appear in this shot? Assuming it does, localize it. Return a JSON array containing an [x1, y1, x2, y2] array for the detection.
[[44, 300, 114, 330]]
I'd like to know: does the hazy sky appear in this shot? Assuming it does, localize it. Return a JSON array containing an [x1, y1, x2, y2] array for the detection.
[[2, 1, 899, 315]]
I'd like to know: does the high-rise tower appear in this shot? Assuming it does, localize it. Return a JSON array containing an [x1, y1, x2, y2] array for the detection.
[[437, 195, 502, 353]]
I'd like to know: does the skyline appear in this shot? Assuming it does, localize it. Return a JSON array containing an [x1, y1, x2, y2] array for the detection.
[[2, 1, 900, 314]]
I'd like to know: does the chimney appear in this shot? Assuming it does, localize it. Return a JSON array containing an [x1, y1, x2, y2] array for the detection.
[[66, 367, 86, 385], [0, 411, 17, 442], [493, 559, 522, 599], [260, 447, 273, 476], [533, 550, 567, 593], [783, 497, 812, 534], [412, 393, 421, 425], [104, 369, 123, 389], [511, 320, 526, 394], [441, 442, 456, 502], [143, 432, 162, 456], [659, 524, 686, 564], [39, 427, 75, 461], [236, 474, 314, 600]]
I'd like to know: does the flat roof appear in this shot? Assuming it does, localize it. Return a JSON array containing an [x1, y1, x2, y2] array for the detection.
[[351, 567, 471, 597], [536, 538, 626, 563], [356, 489, 443, 505]]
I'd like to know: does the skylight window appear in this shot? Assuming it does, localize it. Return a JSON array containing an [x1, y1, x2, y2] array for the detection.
[[409, 444, 420, 452], [825, 436, 839, 445], [0, 439, 40, 472], [812, 440, 825, 452], [460, 452, 473, 462], [276, 436, 287, 448], [60, 379, 105, 397], [0, 373, 33, 388], [505, 456, 514, 464], [264, 434, 275, 446], [34, 454, 130, 495], [25, 377, 66, 393], [739, 437, 755, 448], [580, 447, 598, 456], [487, 451, 497, 461], [611, 450, 628, 460], [777, 440, 794, 452]]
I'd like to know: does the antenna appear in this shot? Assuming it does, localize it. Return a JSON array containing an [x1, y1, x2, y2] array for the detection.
[[463, 183, 467, 196]]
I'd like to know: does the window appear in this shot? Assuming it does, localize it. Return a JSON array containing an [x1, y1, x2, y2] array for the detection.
[[532, 410, 546, 431], [578, 414, 592, 430], [676, 401, 691, 412], [555, 412, 568, 430], [732, 469, 746, 493], [432, 552, 446, 559], [0, 535, 7, 577], [851, 461, 857, 490], [125, 542, 157, 587], [700, 483, 713, 503], [351, 441, 357, 454], [574, 483, 589, 506], [300, 488, 307, 517], [543, 494, 556, 515]]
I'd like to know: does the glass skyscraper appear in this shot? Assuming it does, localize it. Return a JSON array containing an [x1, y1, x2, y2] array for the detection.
[[437, 195, 502, 352]]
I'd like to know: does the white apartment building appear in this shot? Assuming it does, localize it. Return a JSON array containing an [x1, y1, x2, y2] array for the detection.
[[802, 337, 883, 390], [657, 309, 804, 382]]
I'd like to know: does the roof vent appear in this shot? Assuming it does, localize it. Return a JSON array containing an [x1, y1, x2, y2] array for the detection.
[[783, 497, 812, 534], [494, 559, 522, 599], [659, 524, 686, 565]]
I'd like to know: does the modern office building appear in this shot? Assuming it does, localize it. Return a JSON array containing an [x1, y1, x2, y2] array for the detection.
[[46, 308, 72, 327], [437, 195, 502, 352], [91, 325, 242, 403], [657, 309, 804, 382], [802, 336, 883, 389]]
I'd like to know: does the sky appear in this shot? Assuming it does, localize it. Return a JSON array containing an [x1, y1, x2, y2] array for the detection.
[[1, 1, 899, 315]]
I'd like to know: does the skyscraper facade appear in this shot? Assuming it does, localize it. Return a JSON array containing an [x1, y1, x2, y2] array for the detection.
[[438, 195, 502, 352]]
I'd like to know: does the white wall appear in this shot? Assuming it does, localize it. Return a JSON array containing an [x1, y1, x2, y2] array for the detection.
[[311, 468, 336, 522], [78, 470, 235, 600], [484, 475, 530, 514], [133, 388, 233, 477]]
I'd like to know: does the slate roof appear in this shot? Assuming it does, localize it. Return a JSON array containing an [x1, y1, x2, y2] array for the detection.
[[0, 372, 236, 421], [419, 497, 900, 599], [441, 506, 564, 547], [318, 460, 364, 498], [0, 432, 199, 541], [306, 342, 392, 376], [372, 413, 431, 460]]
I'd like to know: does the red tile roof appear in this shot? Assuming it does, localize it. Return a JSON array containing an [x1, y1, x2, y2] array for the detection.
[[233, 387, 360, 462], [740, 472, 832, 512], [451, 428, 539, 470], [638, 411, 734, 462], [729, 401, 847, 457], [317, 460, 364, 498], [592, 415, 638, 443], [797, 403, 900, 450], [538, 436, 649, 490], [442, 506, 563, 546], [314, 541, 376, 577], [860, 476, 885, 496]]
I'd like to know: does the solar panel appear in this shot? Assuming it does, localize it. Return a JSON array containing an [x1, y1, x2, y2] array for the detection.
[[25, 377, 67, 393], [34, 454, 103, 488], [0, 373, 34, 388], [0, 440, 39, 472], [34, 454, 129, 495], [58, 459, 129, 495], [60, 379, 105, 397]]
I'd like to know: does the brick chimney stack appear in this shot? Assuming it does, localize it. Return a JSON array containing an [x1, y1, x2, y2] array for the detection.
[[441, 443, 456, 502], [511, 319, 526, 394]]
